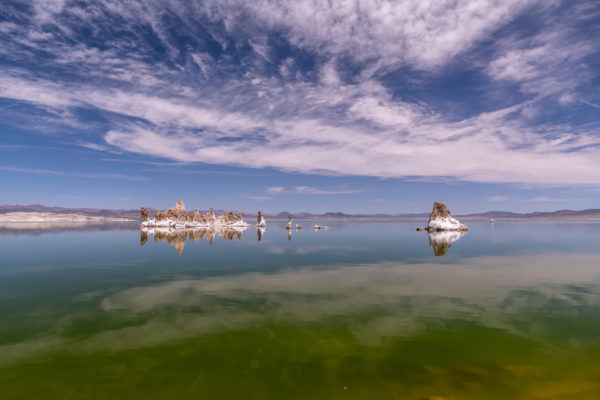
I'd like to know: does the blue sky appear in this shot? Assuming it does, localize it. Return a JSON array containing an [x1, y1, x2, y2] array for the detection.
[[1, 0, 599, 213]]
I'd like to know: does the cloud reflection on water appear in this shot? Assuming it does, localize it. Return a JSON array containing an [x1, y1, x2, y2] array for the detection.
[[2, 253, 599, 366]]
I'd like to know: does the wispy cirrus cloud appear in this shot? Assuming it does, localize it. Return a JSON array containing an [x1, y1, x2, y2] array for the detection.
[[486, 22, 596, 102], [486, 196, 510, 202], [486, 195, 587, 203], [3, 70, 600, 184], [580, 100, 600, 110], [1, 0, 600, 189], [267, 187, 285, 194], [267, 186, 366, 195], [0, 166, 147, 181], [202, 0, 543, 72]]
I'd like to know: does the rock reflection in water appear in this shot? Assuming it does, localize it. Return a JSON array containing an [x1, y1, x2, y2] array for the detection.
[[140, 227, 248, 254], [428, 230, 466, 256]]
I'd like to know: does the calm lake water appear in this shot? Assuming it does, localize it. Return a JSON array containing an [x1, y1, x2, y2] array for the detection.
[[1, 221, 600, 399]]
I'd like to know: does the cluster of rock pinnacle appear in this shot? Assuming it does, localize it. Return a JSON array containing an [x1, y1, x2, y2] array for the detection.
[[140, 198, 245, 224]]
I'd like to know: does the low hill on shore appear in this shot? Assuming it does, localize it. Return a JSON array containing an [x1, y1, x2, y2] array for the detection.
[[1, 204, 599, 222]]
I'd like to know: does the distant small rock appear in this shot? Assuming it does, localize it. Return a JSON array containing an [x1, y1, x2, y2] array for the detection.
[[284, 216, 293, 230], [257, 211, 267, 227]]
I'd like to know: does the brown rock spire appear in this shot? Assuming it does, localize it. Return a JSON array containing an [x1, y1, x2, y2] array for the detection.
[[429, 202, 451, 220], [175, 198, 186, 212]]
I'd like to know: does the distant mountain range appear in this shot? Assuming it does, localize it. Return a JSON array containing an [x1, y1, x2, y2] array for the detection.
[[267, 209, 600, 220], [1, 204, 599, 220], [0, 204, 149, 219], [460, 209, 600, 219]]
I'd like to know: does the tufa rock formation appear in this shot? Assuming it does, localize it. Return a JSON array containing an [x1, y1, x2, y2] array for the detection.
[[140, 207, 148, 221], [284, 215, 293, 230], [427, 202, 468, 231], [257, 211, 266, 227], [175, 198, 185, 212], [141, 199, 256, 228], [429, 202, 451, 220]]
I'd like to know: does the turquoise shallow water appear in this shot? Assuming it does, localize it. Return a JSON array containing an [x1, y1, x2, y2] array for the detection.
[[1, 221, 600, 399]]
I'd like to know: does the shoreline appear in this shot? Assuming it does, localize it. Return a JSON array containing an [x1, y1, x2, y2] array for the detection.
[[2, 212, 600, 224], [0, 212, 136, 223]]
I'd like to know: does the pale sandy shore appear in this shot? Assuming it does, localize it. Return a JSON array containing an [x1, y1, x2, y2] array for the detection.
[[0, 212, 135, 222], [1, 212, 599, 224]]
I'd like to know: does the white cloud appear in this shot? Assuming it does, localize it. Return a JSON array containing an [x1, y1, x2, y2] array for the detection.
[[267, 186, 285, 194], [2, 0, 600, 187], [293, 186, 365, 195], [486, 24, 595, 100], [320, 60, 341, 86], [486, 196, 509, 202], [203, 0, 541, 71], [580, 100, 600, 110], [267, 186, 365, 195], [242, 195, 272, 202], [3, 72, 600, 185], [0, 166, 147, 181]]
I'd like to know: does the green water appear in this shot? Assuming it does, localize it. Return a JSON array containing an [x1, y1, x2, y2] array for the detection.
[[1, 221, 600, 399]]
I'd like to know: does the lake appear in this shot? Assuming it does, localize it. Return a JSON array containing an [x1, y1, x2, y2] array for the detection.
[[1, 221, 599, 399]]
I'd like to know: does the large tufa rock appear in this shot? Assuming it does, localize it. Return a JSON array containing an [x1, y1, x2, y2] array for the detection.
[[429, 202, 451, 219], [140, 207, 149, 221], [427, 202, 468, 231]]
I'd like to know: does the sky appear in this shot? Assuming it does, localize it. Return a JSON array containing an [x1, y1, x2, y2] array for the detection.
[[1, 0, 600, 214]]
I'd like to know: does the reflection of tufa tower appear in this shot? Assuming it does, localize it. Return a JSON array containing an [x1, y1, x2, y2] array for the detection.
[[427, 231, 466, 256], [429, 235, 451, 256]]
